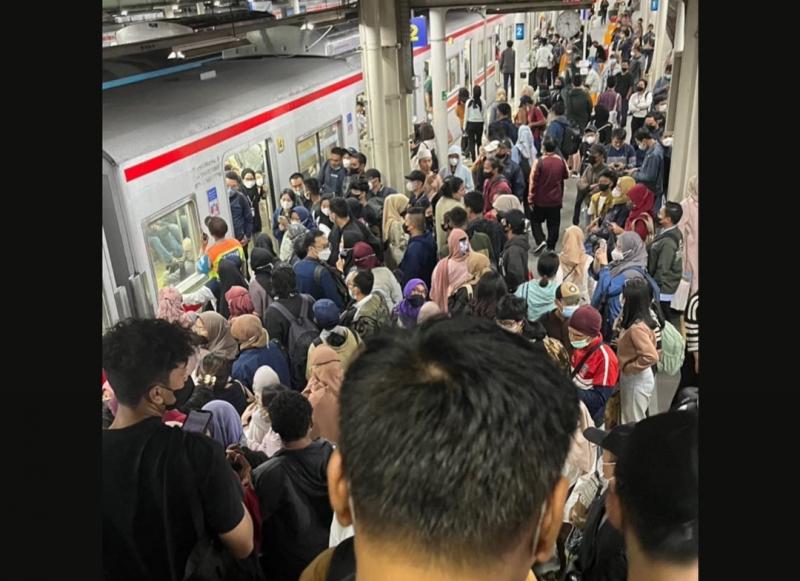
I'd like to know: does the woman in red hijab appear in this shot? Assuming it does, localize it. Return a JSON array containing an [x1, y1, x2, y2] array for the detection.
[[620, 184, 656, 242]]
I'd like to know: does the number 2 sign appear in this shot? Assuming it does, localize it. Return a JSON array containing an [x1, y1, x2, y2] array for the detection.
[[410, 17, 428, 48]]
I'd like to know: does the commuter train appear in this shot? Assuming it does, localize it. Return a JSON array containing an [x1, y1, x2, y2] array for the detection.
[[102, 9, 528, 328]]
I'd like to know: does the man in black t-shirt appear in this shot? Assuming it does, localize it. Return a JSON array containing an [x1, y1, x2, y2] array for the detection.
[[102, 318, 254, 581]]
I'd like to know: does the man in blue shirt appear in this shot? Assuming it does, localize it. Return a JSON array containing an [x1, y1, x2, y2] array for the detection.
[[399, 207, 437, 288], [631, 128, 665, 214], [293, 230, 347, 308]]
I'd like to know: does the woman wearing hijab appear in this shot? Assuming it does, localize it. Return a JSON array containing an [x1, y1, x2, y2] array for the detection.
[[156, 286, 191, 328], [201, 400, 247, 448], [486, 193, 523, 221], [556, 226, 595, 305], [352, 241, 403, 310], [302, 345, 344, 445], [249, 247, 278, 322], [253, 232, 278, 256], [194, 352, 251, 415], [383, 193, 410, 270], [448, 248, 491, 315], [291, 206, 316, 231], [241, 168, 263, 236], [678, 175, 699, 295], [224, 286, 255, 319], [429, 228, 472, 313], [511, 124, 537, 204], [279, 222, 308, 264], [621, 184, 656, 243], [243, 367, 286, 458], [229, 314, 291, 389], [586, 175, 634, 256], [195, 311, 239, 361], [216, 259, 249, 319], [393, 279, 429, 329], [591, 231, 655, 340]]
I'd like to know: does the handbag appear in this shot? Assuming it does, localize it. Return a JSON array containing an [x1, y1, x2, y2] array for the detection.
[[670, 274, 692, 311]]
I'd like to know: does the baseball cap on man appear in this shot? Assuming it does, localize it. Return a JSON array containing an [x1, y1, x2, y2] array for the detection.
[[405, 170, 426, 183], [556, 282, 581, 305]]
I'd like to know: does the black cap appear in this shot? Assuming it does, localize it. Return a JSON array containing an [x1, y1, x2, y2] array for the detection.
[[346, 147, 359, 157], [583, 423, 636, 456], [613, 412, 698, 532], [405, 170, 426, 183], [589, 143, 607, 157], [499, 208, 526, 232]]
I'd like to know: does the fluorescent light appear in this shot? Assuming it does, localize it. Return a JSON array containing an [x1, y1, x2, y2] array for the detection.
[[121, 10, 128, 16]]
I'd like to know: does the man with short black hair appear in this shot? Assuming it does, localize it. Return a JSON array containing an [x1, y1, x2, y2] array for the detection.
[[464, 190, 505, 261], [614, 61, 634, 124], [340, 269, 391, 340], [529, 136, 570, 252], [648, 201, 684, 327], [574, 143, 608, 226], [300, 316, 580, 581], [602, 411, 698, 581], [349, 179, 383, 237], [537, 281, 582, 355], [482, 157, 513, 214], [494, 101, 518, 143], [253, 390, 334, 581], [304, 177, 323, 218], [545, 101, 570, 155], [496, 139, 527, 201], [326, 197, 368, 272], [294, 230, 347, 308], [364, 168, 397, 200], [317, 146, 348, 196], [264, 264, 317, 352], [289, 172, 306, 200], [405, 169, 429, 211], [344, 149, 367, 194], [566, 74, 593, 132], [606, 129, 637, 172], [398, 207, 437, 287], [499, 208, 530, 292], [103, 319, 254, 579], [225, 171, 254, 250], [197, 216, 245, 280], [500, 39, 516, 97], [439, 206, 493, 261], [631, 128, 665, 212]]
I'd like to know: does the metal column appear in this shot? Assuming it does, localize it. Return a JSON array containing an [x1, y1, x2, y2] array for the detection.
[[429, 7, 449, 162], [359, 0, 390, 182], [380, 0, 411, 189]]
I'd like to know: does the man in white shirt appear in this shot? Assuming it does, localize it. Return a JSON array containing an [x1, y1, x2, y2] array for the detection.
[[534, 39, 553, 88], [628, 78, 652, 136]]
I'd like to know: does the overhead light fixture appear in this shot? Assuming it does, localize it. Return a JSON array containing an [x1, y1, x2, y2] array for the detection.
[[300, 22, 315, 31], [172, 4, 180, 9], [169, 36, 251, 59], [121, 10, 128, 16]]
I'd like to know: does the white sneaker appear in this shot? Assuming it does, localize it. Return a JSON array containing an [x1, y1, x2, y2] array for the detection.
[[533, 241, 547, 254]]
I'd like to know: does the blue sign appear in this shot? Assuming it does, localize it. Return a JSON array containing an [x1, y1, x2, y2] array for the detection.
[[207, 186, 219, 216], [410, 17, 428, 49], [651, 0, 659, 10], [515, 23, 524, 41]]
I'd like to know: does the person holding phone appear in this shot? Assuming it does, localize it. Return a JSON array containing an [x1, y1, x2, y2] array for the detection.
[[103, 319, 256, 580]]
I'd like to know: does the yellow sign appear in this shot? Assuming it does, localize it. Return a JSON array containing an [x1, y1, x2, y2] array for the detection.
[[276, 137, 285, 153]]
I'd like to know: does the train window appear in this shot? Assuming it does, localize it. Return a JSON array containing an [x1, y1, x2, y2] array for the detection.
[[143, 199, 202, 292], [463, 39, 472, 89], [224, 140, 273, 236], [356, 93, 368, 148], [447, 56, 459, 92], [477, 39, 484, 73], [296, 119, 344, 180]]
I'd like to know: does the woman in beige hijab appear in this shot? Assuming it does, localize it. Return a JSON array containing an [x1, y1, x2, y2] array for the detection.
[[556, 226, 595, 304], [382, 193, 410, 270], [487, 193, 523, 221], [302, 345, 344, 445]]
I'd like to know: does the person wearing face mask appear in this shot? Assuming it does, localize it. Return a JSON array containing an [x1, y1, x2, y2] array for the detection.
[[588, 174, 634, 259], [272, 189, 300, 244], [278, 206, 313, 265], [382, 193, 410, 270], [628, 46, 644, 87], [364, 168, 397, 201], [597, 76, 622, 130], [300, 317, 578, 581], [653, 63, 672, 102], [429, 228, 475, 312], [294, 230, 347, 309], [628, 78, 652, 136], [398, 207, 437, 287], [586, 168, 622, 227], [630, 128, 665, 214], [447, 240, 491, 316], [537, 281, 583, 356], [404, 169, 430, 211], [647, 201, 684, 328], [351, 241, 403, 311], [574, 144, 608, 227], [391, 278, 428, 329], [240, 168, 263, 237], [340, 270, 392, 340], [578, 125, 599, 173], [481, 157, 513, 215], [497, 209, 530, 293], [303, 177, 323, 221], [102, 320, 255, 580], [495, 139, 526, 201], [316, 146, 348, 196], [613, 61, 633, 124], [224, 171, 254, 256], [343, 149, 367, 194], [433, 176, 466, 251], [438, 145, 475, 190], [568, 305, 620, 423], [529, 137, 570, 253], [316, 193, 334, 237]]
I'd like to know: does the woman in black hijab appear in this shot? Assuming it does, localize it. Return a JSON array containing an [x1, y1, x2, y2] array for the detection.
[[249, 247, 279, 321], [216, 259, 249, 319]]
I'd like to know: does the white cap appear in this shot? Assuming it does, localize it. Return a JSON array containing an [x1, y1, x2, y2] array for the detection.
[[484, 140, 500, 154]]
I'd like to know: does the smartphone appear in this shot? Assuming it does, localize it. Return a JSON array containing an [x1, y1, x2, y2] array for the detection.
[[182, 410, 213, 434], [598, 238, 607, 253]]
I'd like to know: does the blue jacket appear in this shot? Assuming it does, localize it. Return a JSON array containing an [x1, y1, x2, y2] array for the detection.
[[294, 258, 345, 308], [399, 231, 437, 288], [316, 160, 347, 197], [231, 341, 291, 389], [545, 116, 569, 149], [228, 188, 254, 241], [501, 158, 527, 201], [634, 142, 665, 197], [591, 265, 652, 340]]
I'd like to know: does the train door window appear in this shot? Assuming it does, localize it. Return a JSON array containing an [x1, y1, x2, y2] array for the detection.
[[143, 199, 202, 292], [296, 119, 344, 180], [355, 93, 368, 148], [447, 55, 459, 92], [477, 39, 484, 76], [224, 140, 274, 236], [463, 39, 472, 89]]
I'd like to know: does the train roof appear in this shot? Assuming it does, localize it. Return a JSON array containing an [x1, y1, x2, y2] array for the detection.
[[102, 55, 361, 165]]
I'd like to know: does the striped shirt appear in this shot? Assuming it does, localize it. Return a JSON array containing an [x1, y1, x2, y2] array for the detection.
[[685, 293, 699, 353]]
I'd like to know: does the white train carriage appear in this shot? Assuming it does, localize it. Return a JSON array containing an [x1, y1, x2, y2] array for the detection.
[[101, 10, 520, 328]]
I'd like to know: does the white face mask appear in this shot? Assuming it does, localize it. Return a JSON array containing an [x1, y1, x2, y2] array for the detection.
[[406, 181, 415, 192], [611, 248, 625, 262], [321, 207, 331, 217], [256, 178, 264, 187], [243, 179, 256, 188], [458, 239, 469, 254], [343, 158, 352, 169], [661, 137, 673, 147], [281, 200, 293, 211], [318, 247, 331, 261], [611, 187, 622, 198], [349, 289, 358, 300], [638, 142, 647, 151], [585, 136, 596, 144], [449, 157, 459, 167]]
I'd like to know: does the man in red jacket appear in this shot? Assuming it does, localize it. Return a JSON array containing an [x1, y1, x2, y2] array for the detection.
[[528, 136, 570, 253], [482, 157, 513, 215]]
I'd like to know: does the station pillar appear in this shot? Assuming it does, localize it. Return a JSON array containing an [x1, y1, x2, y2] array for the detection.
[[359, 0, 390, 183], [429, 7, 450, 162]]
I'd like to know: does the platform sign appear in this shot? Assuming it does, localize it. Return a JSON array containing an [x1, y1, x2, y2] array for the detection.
[[515, 23, 524, 40], [207, 186, 219, 216], [410, 17, 428, 49], [651, 0, 659, 10]]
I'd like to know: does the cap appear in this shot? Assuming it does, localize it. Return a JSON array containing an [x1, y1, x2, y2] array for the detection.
[[499, 208, 526, 232], [417, 148, 433, 160], [556, 281, 581, 303], [568, 305, 602, 336], [345, 147, 359, 157], [589, 143, 607, 157], [584, 124, 598, 133], [583, 423, 636, 456], [405, 170, 426, 182], [313, 298, 341, 330], [484, 140, 500, 154], [230, 314, 268, 349], [614, 411, 698, 532]]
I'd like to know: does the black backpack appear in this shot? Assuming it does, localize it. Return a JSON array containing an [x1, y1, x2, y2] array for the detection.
[[314, 263, 349, 305], [561, 120, 582, 157], [354, 219, 385, 263], [266, 295, 319, 390]]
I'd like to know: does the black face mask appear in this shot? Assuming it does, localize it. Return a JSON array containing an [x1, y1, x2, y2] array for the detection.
[[587, 156, 597, 165], [407, 295, 425, 308], [598, 183, 610, 191], [403, 224, 411, 235]]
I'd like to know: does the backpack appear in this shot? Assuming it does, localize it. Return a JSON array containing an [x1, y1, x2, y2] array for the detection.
[[354, 219, 385, 263], [314, 263, 348, 305], [631, 213, 656, 245], [658, 320, 685, 375], [266, 295, 319, 389], [561, 121, 582, 157], [597, 266, 661, 341]]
